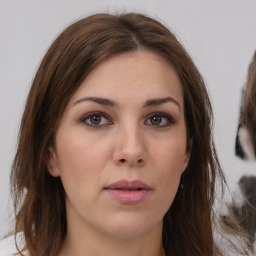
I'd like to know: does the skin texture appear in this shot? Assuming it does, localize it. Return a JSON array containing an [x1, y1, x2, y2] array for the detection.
[[47, 51, 190, 256]]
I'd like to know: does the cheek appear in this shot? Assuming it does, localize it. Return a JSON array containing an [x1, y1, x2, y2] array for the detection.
[[54, 131, 113, 200], [55, 133, 112, 208], [56, 130, 110, 172], [151, 138, 187, 174], [156, 153, 183, 195], [149, 138, 187, 202]]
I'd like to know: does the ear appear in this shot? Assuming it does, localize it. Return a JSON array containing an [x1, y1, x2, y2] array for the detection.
[[182, 139, 192, 173], [45, 146, 60, 177]]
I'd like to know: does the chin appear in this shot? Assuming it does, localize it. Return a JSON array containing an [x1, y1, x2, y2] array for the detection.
[[102, 213, 163, 240]]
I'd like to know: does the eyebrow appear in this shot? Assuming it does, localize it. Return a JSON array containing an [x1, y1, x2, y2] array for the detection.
[[73, 97, 118, 107], [143, 97, 181, 110], [73, 96, 180, 110]]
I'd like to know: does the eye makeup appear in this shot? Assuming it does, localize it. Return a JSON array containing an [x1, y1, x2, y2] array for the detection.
[[77, 110, 176, 130]]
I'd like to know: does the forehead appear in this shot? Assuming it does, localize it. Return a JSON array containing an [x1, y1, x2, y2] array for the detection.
[[69, 50, 184, 109]]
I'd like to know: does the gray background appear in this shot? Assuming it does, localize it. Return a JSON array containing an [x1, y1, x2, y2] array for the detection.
[[1, 0, 256, 238]]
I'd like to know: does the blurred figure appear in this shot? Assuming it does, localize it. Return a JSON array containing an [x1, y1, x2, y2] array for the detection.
[[223, 51, 256, 250], [235, 51, 256, 161]]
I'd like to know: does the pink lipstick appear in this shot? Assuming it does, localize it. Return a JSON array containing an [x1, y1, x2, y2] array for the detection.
[[104, 180, 151, 204]]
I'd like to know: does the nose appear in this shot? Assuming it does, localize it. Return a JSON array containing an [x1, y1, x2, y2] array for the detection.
[[113, 125, 148, 168]]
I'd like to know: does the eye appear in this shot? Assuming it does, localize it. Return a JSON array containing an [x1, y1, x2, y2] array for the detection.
[[145, 113, 175, 127], [79, 112, 112, 128]]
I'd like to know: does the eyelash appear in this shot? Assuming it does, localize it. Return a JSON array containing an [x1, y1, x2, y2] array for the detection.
[[78, 112, 176, 128]]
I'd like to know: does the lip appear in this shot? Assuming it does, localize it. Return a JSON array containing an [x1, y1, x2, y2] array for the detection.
[[104, 179, 152, 204]]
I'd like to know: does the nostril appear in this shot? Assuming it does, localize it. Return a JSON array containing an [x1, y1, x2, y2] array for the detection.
[[117, 158, 144, 165]]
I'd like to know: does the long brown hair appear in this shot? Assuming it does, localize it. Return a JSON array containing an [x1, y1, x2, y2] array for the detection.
[[11, 13, 243, 256]]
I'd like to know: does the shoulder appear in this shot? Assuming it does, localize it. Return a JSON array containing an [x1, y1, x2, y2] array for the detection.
[[0, 234, 24, 256]]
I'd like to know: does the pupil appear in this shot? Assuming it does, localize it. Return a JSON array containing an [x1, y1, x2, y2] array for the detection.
[[151, 116, 161, 125], [91, 115, 101, 125]]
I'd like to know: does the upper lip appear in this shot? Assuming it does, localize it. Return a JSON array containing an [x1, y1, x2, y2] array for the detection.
[[105, 179, 151, 190]]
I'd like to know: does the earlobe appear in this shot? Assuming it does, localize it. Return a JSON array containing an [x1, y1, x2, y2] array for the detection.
[[45, 146, 60, 177]]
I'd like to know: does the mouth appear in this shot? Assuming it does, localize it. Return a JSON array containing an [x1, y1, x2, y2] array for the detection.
[[104, 179, 152, 204]]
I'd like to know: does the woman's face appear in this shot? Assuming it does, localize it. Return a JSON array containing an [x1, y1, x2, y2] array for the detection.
[[48, 51, 190, 240]]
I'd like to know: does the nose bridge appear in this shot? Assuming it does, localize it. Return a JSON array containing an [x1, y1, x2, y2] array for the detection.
[[124, 123, 144, 151], [113, 121, 148, 167]]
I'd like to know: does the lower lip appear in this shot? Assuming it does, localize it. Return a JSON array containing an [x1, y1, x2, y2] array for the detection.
[[105, 189, 150, 204]]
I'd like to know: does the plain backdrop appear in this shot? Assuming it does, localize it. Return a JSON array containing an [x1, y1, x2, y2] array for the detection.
[[0, 0, 256, 239]]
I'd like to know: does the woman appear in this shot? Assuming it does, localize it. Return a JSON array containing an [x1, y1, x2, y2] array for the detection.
[[0, 13, 248, 256]]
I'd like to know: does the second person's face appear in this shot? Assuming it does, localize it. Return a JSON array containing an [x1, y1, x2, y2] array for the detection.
[[48, 50, 190, 241]]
